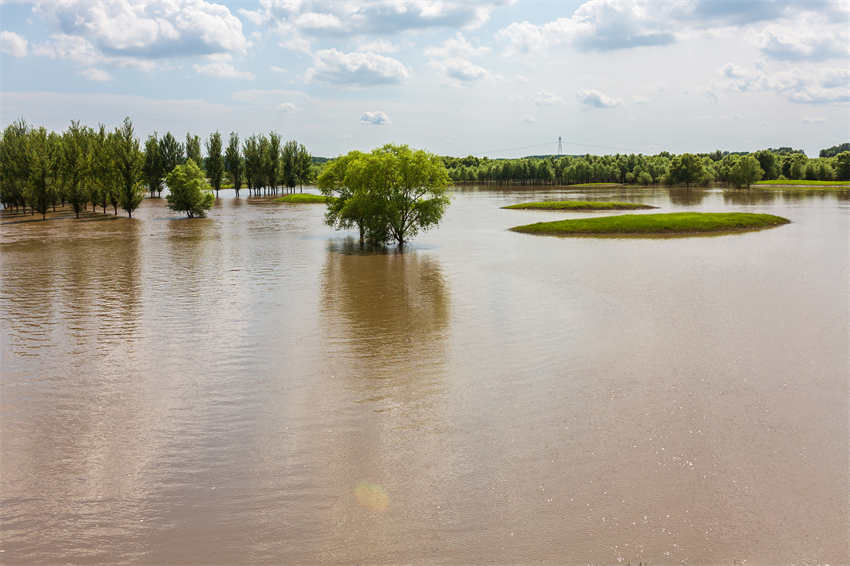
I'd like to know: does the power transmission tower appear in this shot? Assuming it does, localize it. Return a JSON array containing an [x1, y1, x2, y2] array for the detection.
[[557, 136, 563, 156]]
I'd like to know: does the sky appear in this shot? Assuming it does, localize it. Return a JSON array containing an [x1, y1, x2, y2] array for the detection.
[[0, 0, 848, 158]]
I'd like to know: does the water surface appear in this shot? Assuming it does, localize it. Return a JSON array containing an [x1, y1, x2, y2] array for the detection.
[[1, 186, 847, 564]]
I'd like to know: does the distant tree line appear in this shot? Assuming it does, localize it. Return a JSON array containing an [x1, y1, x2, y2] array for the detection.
[[0, 117, 315, 219], [443, 145, 850, 187]]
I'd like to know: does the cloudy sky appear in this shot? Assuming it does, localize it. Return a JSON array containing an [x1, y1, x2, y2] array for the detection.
[[0, 0, 847, 157]]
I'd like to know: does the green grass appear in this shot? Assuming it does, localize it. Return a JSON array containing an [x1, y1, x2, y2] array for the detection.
[[503, 200, 655, 211], [754, 179, 850, 187], [510, 212, 790, 237], [274, 193, 329, 203]]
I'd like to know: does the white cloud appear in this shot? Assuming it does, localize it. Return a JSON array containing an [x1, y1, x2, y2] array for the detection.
[[306, 49, 409, 86], [498, 0, 675, 55], [430, 57, 488, 84], [356, 39, 397, 54], [251, 0, 512, 37], [33, 33, 156, 71], [576, 88, 622, 108], [802, 116, 825, 124], [80, 67, 111, 81], [425, 32, 489, 59], [360, 110, 391, 125], [270, 65, 286, 73], [522, 115, 536, 123], [193, 60, 255, 80], [0, 30, 28, 57], [535, 90, 563, 106], [756, 17, 850, 61], [715, 63, 850, 104], [279, 102, 296, 112], [34, 0, 248, 58], [232, 89, 308, 105]]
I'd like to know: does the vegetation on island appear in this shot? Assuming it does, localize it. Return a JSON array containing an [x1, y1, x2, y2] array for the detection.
[[753, 179, 850, 187], [510, 212, 790, 236], [318, 144, 449, 248], [442, 145, 850, 187], [502, 200, 656, 210], [275, 193, 329, 203], [0, 117, 315, 219]]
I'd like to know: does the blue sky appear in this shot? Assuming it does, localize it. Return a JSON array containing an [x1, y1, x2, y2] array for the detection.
[[1, 0, 848, 157]]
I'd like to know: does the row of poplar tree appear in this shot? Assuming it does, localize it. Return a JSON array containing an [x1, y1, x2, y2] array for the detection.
[[0, 117, 313, 219], [443, 148, 850, 186]]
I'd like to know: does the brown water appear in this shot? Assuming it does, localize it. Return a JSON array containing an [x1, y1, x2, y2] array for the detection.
[[1, 186, 848, 565]]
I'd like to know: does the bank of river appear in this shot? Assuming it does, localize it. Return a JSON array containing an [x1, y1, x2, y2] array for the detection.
[[1, 185, 847, 565]]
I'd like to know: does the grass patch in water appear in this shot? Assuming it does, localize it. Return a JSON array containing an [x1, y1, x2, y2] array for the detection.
[[754, 180, 850, 188], [510, 212, 790, 236], [567, 182, 623, 187], [275, 193, 329, 203], [503, 200, 655, 211]]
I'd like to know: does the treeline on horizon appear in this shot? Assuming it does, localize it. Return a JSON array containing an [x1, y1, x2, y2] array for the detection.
[[441, 143, 850, 187], [0, 117, 315, 219]]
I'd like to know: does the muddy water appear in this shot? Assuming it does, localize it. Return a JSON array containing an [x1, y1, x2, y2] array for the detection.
[[1, 186, 847, 565]]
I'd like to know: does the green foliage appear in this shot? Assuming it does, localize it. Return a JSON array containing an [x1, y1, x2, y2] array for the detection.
[[185, 133, 201, 168], [819, 143, 850, 158], [275, 193, 328, 203], [224, 132, 243, 196], [835, 152, 850, 181], [159, 132, 183, 174], [205, 131, 224, 196], [510, 212, 790, 236], [502, 200, 655, 210], [281, 139, 299, 190], [61, 121, 92, 217], [166, 159, 215, 218], [667, 153, 705, 188], [142, 133, 164, 197], [319, 144, 450, 247], [730, 155, 764, 188], [111, 117, 144, 218], [26, 127, 61, 219], [0, 120, 31, 212]]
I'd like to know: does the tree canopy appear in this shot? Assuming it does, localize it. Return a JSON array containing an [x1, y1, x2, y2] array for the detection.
[[166, 159, 214, 218], [318, 144, 450, 248]]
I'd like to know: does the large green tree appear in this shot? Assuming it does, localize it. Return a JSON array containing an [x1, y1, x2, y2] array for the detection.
[[668, 153, 705, 188], [61, 121, 92, 217], [185, 133, 202, 167], [142, 133, 164, 198], [731, 155, 764, 189], [0, 120, 30, 212], [111, 117, 144, 218], [224, 132, 243, 197], [318, 144, 450, 248], [166, 159, 215, 217], [281, 139, 298, 192], [205, 131, 224, 198], [25, 127, 61, 220], [159, 132, 183, 175]]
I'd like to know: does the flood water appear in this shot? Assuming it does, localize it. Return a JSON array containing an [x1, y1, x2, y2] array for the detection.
[[1, 186, 848, 565]]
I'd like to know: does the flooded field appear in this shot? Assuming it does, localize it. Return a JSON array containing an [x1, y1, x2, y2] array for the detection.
[[1, 186, 847, 564]]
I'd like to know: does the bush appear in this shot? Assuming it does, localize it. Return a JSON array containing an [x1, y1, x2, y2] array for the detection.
[[166, 159, 215, 218]]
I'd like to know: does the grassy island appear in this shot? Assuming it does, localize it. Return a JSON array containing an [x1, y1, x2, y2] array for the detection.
[[275, 193, 329, 203], [510, 212, 790, 237], [503, 200, 655, 211], [753, 180, 850, 189]]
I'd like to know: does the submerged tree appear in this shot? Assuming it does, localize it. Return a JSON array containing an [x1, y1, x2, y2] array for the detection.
[[26, 127, 61, 220], [731, 155, 764, 189], [111, 117, 144, 218], [318, 144, 450, 248], [205, 131, 224, 198], [61, 121, 92, 218], [142, 133, 164, 198], [667, 153, 705, 188], [224, 132, 243, 197], [166, 159, 215, 218], [159, 132, 183, 178], [185, 133, 202, 168]]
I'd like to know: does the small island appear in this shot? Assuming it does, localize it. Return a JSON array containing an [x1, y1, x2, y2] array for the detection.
[[510, 212, 790, 236], [275, 193, 329, 203], [503, 200, 656, 211]]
